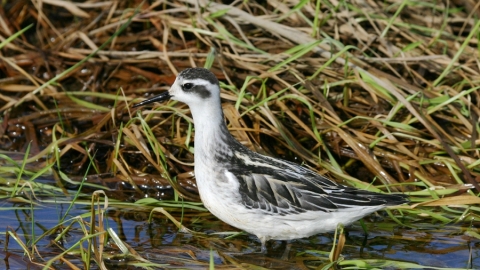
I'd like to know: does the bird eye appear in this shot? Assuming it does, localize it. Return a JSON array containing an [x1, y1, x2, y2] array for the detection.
[[183, 83, 194, 90]]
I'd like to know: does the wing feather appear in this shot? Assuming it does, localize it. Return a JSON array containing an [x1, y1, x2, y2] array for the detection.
[[224, 150, 407, 215]]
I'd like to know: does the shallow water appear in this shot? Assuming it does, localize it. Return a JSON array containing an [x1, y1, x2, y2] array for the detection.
[[0, 200, 478, 269]]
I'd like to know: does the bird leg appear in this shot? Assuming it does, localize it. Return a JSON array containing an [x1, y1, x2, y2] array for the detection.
[[259, 236, 267, 253]]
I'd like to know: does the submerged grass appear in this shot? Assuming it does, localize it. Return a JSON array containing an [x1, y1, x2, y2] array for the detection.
[[0, 0, 479, 269]]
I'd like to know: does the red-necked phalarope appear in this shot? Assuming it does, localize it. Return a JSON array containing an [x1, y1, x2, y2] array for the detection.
[[133, 67, 408, 251]]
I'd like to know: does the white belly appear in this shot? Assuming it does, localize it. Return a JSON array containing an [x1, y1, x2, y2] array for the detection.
[[195, 167, 383, 241]]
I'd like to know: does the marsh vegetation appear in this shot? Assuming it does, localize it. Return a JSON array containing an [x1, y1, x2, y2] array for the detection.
[[0, 0, 479, 269]]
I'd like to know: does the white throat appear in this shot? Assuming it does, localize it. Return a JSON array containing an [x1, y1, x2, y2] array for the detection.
[[187, 97, 229, 162]]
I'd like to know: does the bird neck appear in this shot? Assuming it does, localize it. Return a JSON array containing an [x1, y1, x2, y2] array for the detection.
[[189, 100, 236, 162]]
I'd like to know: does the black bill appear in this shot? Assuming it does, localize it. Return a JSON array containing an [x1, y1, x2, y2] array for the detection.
[[133, 91, 172, 108]]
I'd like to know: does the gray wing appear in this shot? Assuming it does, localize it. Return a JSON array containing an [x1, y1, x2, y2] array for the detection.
[[227, 153, 408, 215]]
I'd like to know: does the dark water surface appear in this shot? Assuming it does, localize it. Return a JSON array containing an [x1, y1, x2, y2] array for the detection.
[[0, 200, 478, 269]]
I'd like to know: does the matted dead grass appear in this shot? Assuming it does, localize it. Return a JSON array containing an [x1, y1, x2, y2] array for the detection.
[[1, 0, 479, 269]]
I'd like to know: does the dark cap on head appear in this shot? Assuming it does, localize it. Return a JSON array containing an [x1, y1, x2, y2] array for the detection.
[[179, 68, 219, 85]]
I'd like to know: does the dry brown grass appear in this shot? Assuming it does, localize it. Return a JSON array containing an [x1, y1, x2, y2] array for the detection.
[[2, 0, 479, 197]]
